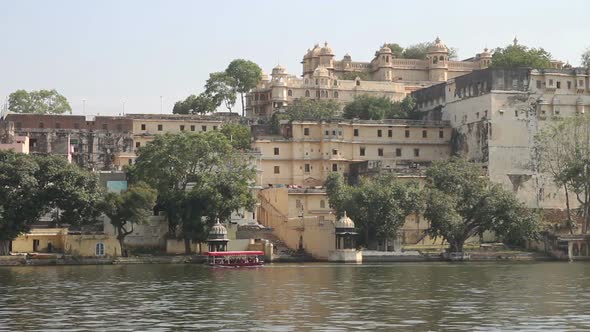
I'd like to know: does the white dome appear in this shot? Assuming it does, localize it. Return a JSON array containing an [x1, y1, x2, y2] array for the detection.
[[428, 37, 448, 53], [209, 220, 227, 236], [335, 211, 355, 229], [379, 44, 392, 54]]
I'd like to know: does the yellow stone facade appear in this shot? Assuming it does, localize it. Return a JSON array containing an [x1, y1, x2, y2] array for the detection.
[[11, 228, 121, 257]]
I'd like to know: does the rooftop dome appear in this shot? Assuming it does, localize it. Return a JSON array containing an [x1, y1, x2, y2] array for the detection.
[[335, 211, 355, 229], [311, 44, 322, 57], [320, 41, 334, 55], [313, 65, 330, 77], [209, 219, 227, 238], [480, 47, 492, 58], [304, 48, 312, 59], [271, 64, 286, 76], [428, 37, 448, 53], [379, 44, 392, 54]]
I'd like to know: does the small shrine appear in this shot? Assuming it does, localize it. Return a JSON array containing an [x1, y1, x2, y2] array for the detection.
[[207, 219, 229, 252], [328, 212, 362, 263]]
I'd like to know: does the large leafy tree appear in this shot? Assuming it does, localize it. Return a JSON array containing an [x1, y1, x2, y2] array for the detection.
[[205, 72, 237, 113], [424, 158, 539, 253], [128, 131, 256, 253], [581, 47, 590, 69], [536, 114, 590, 233], [269, 99, 339, 134], [325, 173, 423, 249], [490, 44, 552, 69], [225, 59, 263, 116], [343, 95, 392, 120], [220, 124, 251, 150], [172, 93, 217, 115], [8, 89, 72, 114], [101, 182, 157, 256]]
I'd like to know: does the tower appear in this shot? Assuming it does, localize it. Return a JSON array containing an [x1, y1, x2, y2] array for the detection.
[[376, 44, 393, 81], [427, 37, 449, 82]]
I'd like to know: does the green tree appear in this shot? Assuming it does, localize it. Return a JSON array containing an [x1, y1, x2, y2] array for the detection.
[[399, 42, 458, 60], [220, 124, 251, 150], [581, 47, 590, 68], [490, 44, 552, 69], [338, 71, 370, 81], [536, 114, 590, 233], [343, 95, 392, 120], [225, 59, 263, 117], [101, 182, 157, 256], [285, 98, 339, 120], [8, 89, 72, 114], [0, 151, 42, 255], [205, 72, 237, 113], [128, 131, 256, 253], [384, 43, 404, 58], [387, 96, 416, 119], [325, 173, 423, 249], [172, 93, 217, 115], [424, 158, 539, 253]]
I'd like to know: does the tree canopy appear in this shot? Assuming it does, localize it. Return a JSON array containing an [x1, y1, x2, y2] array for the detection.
[[342, 95, 416, 120], [101, 182, 157, 256], [424, 158, 539, 253], [0, 151, 103, 255], [338, 71, 371, 81], [220, 124, 252, 150], [325, 173, 423, 249], [205, 72, 237, 113], [226, 59, 263, 116], [8, 89, 72, 114], [581, 48, 590, 68], [172, 94, 217, 115], [128, 131, 256, 253], [490, 44, 552, 69], [383, 42, 458, 60], [535, 114, 590, 233]]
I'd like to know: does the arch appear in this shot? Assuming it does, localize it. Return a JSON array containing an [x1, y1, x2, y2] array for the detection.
[[356, 80, 360, 86], [433, 57, 438, 64], [334, 91, 339, 98], [305, 90, 310, 97], [439, 55, 444, 61], [287, 89, 293, 97]]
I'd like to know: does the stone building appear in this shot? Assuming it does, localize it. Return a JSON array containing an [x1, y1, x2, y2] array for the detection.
[[412, 67, 590, 212], [246, 38, 493, 118], [0, 120, 29, 154], [1, 113, 134, 170], [253, 119, 452, 187]]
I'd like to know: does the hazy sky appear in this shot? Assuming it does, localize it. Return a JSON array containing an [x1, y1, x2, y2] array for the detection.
[[1, 0, 589, 116]]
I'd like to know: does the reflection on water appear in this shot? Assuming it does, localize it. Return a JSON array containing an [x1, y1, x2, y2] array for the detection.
[[1, 262, 590, 331]]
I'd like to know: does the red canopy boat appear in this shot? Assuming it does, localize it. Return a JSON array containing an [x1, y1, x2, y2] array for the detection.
[[205, 251, 265, 267]]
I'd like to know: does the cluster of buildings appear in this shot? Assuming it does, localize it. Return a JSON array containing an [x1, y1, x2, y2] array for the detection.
[[2, 37, 589, 261]]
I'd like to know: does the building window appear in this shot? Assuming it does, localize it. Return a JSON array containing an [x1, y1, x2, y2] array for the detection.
[[213, 126, 218, 130], [95, 243, 105, 256], [377, 129, 382, 137], [128, 159, 133, 165], [202, 126, 207, 132], [320, 200, 325, 208], [141, 124, 146, 130], [316, 79, 319, 85], [135, 142, 141, 148], [332, 130, 336, 136], [334, 91, 339, 98], [567, 81, 572, 89], [360, 147, 365, 156], [325, 130, 329, 136], [439, 130, 444, 138], [274, 166, 280, 174], [190, 125, 195, 131], [316, 90, 320, 98], [274, 147, 279, 155], [332, 163, 338, 172], [304, 164, 310, 173], [388, 129, 392, 137], [356, 80, 360, 86], [378, 148, 383, 157], [405, 130, 410, 138], [39, 122, 44, 128], [414, 148, 420, 157], [288, 90, 293, 97], [332, 149, 338, 155], [556, 81, 561, 89], [396, 148, 402, 157], [180, 125, 185, 131], [157, 124, 163, 131], [549, 79, 554, 86], [422, 130, 427, 138], [304, 128, 310, 136], [305, 90, 310, 97], [354, 129, 359, 136]]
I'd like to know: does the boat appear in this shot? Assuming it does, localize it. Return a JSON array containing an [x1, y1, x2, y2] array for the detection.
[[206, 251, 265, 267]]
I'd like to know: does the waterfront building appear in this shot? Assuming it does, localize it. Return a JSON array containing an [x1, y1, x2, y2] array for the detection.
[[246, 38, 493, 118], [328, 212, 362, 263], [207, 220, 229, 252], [412, 66, 590, 225], [253, 119, 452, 187]]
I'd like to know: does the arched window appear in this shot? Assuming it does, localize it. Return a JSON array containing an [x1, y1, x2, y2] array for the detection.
[[386, 56, 390, 63], [305, 90, 310, 97], [95, 243, 105, 256], [433, 57, 438, 64], [315, 79, 319, 85], [287, 90, 293, 97], [356, 80, 360, 86], [334, 91, 339, 98], [439, 55, 444, 61]]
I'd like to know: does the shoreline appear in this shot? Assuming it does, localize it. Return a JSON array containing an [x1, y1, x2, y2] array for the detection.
[[0, 251, 571, 267]]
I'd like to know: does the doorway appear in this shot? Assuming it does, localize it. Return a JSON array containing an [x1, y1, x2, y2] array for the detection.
[[33, 239, 40, 252]]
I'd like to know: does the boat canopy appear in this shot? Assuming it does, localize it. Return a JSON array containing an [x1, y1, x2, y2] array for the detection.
[[206, 251, 265, 257]]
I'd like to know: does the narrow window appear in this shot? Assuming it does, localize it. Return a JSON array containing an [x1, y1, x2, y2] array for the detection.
[[377, 129, 382, 137], [157, 124, 163, 131], [274, 147, 279, 155], [325, 130, 329, 136], [388, 129, 392, 137], [180, 125, 185, 131], [356, 80, 360, 86], [332, 163, 338, 172], [274, 166, 280, 174], [305, 90, 310, 97], [304, 164, 310, 173], [439, 130, 444, 138], [213, 126, 218, 130], [567, 81, 572, 89], [332, 149, 337, 155], [556, 81, 561, 89], [95, 243, 105, 256], [354, 129, 359, 136], [304, 128, 310, 136], [396, 148, 402, 157], [141, 124, 146, 130], [422, 130, 427, 138], [378, 148, 383, 157], [288, 90, 293, 97], [135, 142, 141, 148], [334, 91, 339, 98], [405, 130, 410, 138], [360, 147, 365, 156], [190, 125, 195, 131], [414, 148, 420, 157], [202, 125, 207, 132]]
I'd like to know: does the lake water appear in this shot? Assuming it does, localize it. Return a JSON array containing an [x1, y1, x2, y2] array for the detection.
[[1, 262, 590, 331]]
